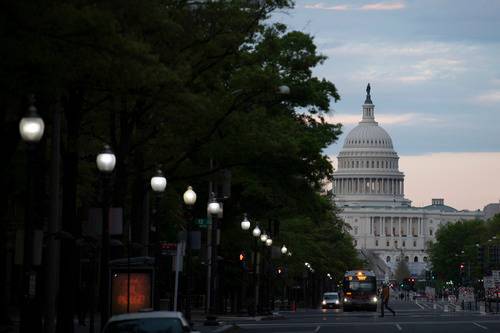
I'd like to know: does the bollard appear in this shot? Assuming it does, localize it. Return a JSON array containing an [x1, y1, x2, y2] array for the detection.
[[444, 304, 449, 312], [480, 304, 486, 315], [433, 303, 437, 310]]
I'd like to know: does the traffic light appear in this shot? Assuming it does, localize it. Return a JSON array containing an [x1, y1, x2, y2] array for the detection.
[[239, 251, 248, 271]]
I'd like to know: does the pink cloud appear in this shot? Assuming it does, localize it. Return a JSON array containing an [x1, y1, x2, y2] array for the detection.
[[360, 2, 405, 10], [305, 2, 405, 11], [399, 152, 500, 211]]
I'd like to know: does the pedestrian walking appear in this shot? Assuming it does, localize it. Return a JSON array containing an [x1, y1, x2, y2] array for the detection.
[[379, 283, 396, 317]]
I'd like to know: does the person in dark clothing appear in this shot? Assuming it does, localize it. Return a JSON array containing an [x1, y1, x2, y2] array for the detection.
[[380, 284, 396, 317]]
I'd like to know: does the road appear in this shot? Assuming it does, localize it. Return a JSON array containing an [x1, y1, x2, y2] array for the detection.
[[220, 299, 500, 333]]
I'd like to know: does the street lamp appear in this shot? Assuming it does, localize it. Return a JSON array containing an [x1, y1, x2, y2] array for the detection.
[[241, 213, 251, 231], [19, 100, 45, 142], [260, 232, 268, 243], [150, 169, 166, 310], [97, 145, 116, 326], [183, 186, 197, 323], [19, 97, 44, 333], [252, 225, 261, 237], [281, 245, 288, 255], [265, 238, 273, 247], [205, 192, 221, 326]]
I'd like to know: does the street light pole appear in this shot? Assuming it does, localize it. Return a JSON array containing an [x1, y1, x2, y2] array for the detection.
[[183, 186, 197, 323], [96, 145, 116, 327], [205, 193, 221, 326], [251, 225, 261, 316], [150, 169, 167, 310], [19, 96, 45, 333]]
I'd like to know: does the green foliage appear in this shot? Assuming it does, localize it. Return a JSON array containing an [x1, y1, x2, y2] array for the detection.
[[1, 0, 357, 293], [394, 256, 410, 281], [428, 219, 486, 283]]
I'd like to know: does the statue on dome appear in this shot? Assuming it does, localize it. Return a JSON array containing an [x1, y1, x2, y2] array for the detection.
[[366, 83, 371, 96]]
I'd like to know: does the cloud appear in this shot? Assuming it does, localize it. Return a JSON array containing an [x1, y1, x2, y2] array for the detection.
[[360, 2, 405, 10], [399, 152, 500, 210], [304, 3, 350, 10], [476, 90, 500, 104], [320, 112, 440, 125], [304, 2, 405, 11]]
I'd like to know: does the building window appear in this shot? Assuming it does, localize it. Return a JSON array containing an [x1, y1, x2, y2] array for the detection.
[[375, 240, 379, 247], [386, 256, 391, 263], [414, 256, 419, 262], [413, 240, 417, 247], [371, 161, 375, 168], [402, 241, 406, 247], [423, 257, 428, 262], [404, 256, 409, 262], [394, 240, 398, 247], [354, 240, 357, 246], [386, 241, 390, 247], [354, 227, 358, 235], [430, 229, 433, 236]]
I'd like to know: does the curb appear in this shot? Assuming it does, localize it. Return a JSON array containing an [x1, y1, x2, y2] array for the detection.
[[260, 314, 286, 321], [214, 324, 239, 333]]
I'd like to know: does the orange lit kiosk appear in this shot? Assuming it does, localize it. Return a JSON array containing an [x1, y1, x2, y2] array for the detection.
[[342, 270, 378, 312], [109, 257, 155, 315]]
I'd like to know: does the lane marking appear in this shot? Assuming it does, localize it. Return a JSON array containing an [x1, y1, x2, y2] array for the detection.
[[395, 323, 402, 331], [415, 302, 425, 310], [313, 326, 321, 333], [473, 322, 488, 330], [237, 319, 500, 329]]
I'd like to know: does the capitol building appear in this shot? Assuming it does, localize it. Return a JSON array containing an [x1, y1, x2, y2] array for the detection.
[[332, 85, 483, 280]]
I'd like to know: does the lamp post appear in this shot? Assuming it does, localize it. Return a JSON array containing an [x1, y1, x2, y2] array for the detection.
[[251, 225, 261, 316], [205, 193, 221, 326], [264, 236, 272, 314], [19, 96, 44, 333], [183, 186, 197, 323], [150, 169, 167, 310], [239, 214, 251, 314], [96, 145, 116, 326]]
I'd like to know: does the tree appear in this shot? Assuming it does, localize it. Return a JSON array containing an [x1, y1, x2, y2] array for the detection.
[[394, 256, 410, 282], [427, 220, 485, 284]]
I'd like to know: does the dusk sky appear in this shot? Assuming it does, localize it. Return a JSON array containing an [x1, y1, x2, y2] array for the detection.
[[273, 0, 500, 211]]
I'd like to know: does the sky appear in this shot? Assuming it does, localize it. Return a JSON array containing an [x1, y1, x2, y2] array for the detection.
[[272, 0, 500, 211]]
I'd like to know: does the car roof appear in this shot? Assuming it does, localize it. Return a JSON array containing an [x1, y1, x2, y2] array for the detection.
[[107, 311, 187, 325], [323, 292, 339, 295]]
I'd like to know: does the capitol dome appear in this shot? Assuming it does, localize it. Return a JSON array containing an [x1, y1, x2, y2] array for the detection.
[[333, 84, 410, 207], [343, 124, 394, 150]]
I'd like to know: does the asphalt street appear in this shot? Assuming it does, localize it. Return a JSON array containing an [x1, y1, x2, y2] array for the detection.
[[220, 299, 500, 333]]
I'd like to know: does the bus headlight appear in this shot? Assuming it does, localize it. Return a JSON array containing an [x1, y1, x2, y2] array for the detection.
[[335, 300, 340, 305], [322, 300, 327, 305], [372, 296, 378, 303]]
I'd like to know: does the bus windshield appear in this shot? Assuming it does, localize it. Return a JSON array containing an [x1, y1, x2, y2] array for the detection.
[[346, 281, 375, 292]]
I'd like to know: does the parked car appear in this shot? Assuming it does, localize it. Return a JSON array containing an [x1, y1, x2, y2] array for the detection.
[[102, 311, 200, 333], [322, 292, 341, 309]]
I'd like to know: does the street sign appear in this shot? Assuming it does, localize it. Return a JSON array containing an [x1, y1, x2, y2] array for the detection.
[[195, 218, 211, 228], [160, 242, 177, 256]]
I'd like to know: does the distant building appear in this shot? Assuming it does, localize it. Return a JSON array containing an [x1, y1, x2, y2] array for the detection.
[[332, 85, 483, 280], [484, 201, 500, 220]]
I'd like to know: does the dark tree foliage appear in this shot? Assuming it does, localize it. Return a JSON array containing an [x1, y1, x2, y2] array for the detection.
[[0, 0, 357, 327]]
